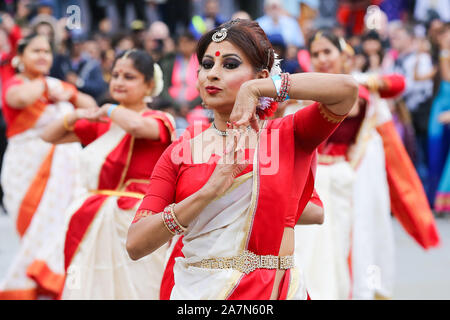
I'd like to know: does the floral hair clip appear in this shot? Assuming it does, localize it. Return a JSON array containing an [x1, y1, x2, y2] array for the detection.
[[256, 51, 283, 119]]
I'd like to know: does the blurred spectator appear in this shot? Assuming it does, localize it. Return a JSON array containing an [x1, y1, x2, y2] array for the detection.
[[144, 20, 175, 63], [268, 33, 303, 73], [65, 33, 107, 103], [189, 0, 226, 40], [378, 0, 411, 22], [159, 31, 202, 121], [159, 0, 193, 36], [427, 23, 450, 208], [387, 23, 435, 196], [115, 0, 148, 29], [337, 0, 372, 36], [414, 0, 450, 24], [88, 0, 108, 32], [231, 10, 251, 21], [130, 19, 147, 49], [257, 0, 305, 48]]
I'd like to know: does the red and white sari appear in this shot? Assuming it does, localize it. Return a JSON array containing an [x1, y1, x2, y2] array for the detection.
[[135, 102, 345, 299], [61, 109, 175, 300], [0, 76, 82, 299]]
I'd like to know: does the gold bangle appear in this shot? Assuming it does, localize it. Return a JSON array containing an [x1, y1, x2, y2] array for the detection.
[[63, 113, 75, 131], [169, 204, 187, 232]]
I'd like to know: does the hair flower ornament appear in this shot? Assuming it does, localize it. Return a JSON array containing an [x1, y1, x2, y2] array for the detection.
[[256, 51, 283, 119]]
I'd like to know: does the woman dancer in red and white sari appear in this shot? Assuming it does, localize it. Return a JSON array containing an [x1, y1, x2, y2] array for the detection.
[[0, 33, 97, 299], [41, 49, 175, 299], [126, 19, 358, 300], [295, 30, 439, 300]]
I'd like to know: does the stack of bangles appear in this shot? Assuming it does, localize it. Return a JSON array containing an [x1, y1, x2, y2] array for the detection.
[[162, 203, 187, 235], [271, 72, 291, 102]]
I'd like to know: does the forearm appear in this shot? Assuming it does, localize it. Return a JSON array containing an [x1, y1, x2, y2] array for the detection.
[[297, 202, 324, 225], [249, 73, 358, 115], [127, 186, 216, 260], [109, 107, 160, 139], [40, 111, 78, 144], [6, 80, 46, 108], [74, 92, 98, 110]]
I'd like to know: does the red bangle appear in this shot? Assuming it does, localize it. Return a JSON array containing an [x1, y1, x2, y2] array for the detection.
[[162, 204, 187, 235]]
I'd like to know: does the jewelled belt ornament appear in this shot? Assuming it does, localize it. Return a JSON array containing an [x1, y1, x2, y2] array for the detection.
[[188, 250, 294, 275]]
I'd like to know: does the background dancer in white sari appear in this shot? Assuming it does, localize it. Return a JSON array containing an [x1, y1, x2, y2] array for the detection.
[[42, 49, 175, 299], [0, 33, 97, 299]]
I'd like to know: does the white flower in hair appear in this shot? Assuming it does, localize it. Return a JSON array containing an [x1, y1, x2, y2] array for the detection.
[[269, 51, 282, 78], [257, 51, 282, 116], [151, 63, 164, 97]]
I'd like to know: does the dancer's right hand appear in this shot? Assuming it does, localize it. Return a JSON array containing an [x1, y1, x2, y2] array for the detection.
[[201, 131, 249, 198]]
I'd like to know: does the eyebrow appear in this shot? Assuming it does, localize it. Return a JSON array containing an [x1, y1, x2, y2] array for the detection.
[[204, 53, 242, 61]]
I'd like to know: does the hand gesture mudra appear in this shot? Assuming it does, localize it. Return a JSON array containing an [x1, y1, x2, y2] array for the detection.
[[229, 81, 261, 132], [203, 131, 250, 198]]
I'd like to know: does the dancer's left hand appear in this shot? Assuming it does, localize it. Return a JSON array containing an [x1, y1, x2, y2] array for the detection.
[[229, 81, 260, 132]]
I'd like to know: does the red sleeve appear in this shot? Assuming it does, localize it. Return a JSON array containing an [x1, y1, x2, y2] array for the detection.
[[309, 188, 323, 208], [379, 74, 405, 99], [294, 102, 347, 152], [73, 119, 110, 146], [133, 141, 180, 222], [1, 76, 24, 125], [142, 111, 172, 145]]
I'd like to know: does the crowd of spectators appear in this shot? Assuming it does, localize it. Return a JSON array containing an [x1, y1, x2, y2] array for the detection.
[[0, 0, 450, 211]]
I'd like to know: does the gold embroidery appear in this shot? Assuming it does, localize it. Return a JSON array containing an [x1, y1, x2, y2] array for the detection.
[[318, 103, 348, 124], [132, 209, 154, 223]]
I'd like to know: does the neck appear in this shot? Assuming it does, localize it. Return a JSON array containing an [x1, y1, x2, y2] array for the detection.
[[122, 101, 147, 112], [213, 111, 230, 132], [21, 70, 42, 81]]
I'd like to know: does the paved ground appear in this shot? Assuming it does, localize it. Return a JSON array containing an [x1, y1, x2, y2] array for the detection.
[[0, 210, 449, 299]]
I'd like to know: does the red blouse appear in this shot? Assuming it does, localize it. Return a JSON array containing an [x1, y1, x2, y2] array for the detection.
[[135, 102, 346, 227]]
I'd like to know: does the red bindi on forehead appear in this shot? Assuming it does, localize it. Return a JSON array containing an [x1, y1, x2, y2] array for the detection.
[[215, 51, 220, 57]]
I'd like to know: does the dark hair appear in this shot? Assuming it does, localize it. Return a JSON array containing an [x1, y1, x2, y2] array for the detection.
[[17, 32, 53, 55], [196, 19, 275, 72], [307, 30, 343, 52], [361, 30, 385, 71], [113, 49, 155, 81]]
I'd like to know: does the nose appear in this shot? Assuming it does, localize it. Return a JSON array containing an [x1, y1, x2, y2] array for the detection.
[[317, 52, 328, 64], [206, 62, 221, 82]]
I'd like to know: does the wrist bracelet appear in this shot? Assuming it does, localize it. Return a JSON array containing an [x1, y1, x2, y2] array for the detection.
[[63, 113, 75, 131], [271, 74, 282, 97], [272, 73, 291, 102], [107, 104, 122, 118], [162, 203, 187, 235]]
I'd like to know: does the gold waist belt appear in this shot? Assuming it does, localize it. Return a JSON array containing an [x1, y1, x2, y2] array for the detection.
[[89, 189, 145, 199], [188, 250, 294, 275]]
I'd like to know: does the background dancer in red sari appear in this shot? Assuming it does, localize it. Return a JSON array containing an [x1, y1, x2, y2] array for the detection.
[[0, 33, 97, 300], [126, 19, 359, 300], [41, 49, 175, 299]]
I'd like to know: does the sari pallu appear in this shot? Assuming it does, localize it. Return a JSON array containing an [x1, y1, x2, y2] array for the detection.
[[61, 110, 175, 300], [0, 77, 82, 300]]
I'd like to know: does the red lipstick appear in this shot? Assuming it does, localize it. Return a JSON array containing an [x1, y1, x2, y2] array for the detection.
[[205, 86, 222, 94]]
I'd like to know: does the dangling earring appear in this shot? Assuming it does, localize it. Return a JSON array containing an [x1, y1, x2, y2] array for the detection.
[[143, 90, 153, 104]]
